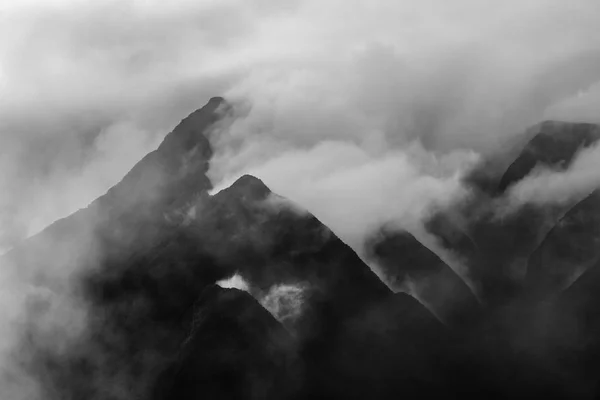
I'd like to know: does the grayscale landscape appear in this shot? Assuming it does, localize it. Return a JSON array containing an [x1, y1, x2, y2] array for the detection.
[[1, 1, 600, 398]]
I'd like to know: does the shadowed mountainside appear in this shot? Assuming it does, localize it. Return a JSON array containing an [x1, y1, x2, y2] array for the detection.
[[365, 226, 481, 327], [4, 97, 600, 399], [6, 98, 455, 399], [425, 120, 600, 304]]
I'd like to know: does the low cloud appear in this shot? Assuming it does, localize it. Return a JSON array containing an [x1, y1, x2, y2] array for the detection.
[[212, 139, 475, 255], [506, 141, 600, 209]]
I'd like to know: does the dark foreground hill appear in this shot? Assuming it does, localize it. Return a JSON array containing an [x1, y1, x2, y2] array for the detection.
[[4, 97, 600, 399]]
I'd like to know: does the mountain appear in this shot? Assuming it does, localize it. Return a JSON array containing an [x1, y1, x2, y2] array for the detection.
[[526, 188, 600, 297], [497, 121, 600, 193], [8, 97, 230, 399], [496, 188, 600, 398], [4, 96, 226, 291], [510, 187, 600, 397], [425, 120, 600, 304], [463, 120, 600, 196], [6, 96, 600, 399], [547, 248, 600, 396], [423, 119, 600, 397], [365, 226, 481, 327], [152, 285, 299, 400], [7, 97, 454, 399], [328, 291, 457, 399]]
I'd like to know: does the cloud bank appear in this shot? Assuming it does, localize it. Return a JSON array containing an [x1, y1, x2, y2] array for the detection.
[[1, 0, 600, 249]]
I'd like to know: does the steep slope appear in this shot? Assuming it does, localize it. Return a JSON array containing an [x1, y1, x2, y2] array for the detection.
[[463, 120, 600, 196], [13, 95, 600, 399], [546, 256, 600, 397], [153, 285, 299, 400], [5, 96, 227, 289], [9, 97, 231, 400], [420, 121, 600, 397], [426, 199, 560, 303], [462, 122, 548, 195], [327, 292, 456, 399], [425, 120, 600, 304], [498, 120, 600, 193], [516, 188, 600, 397], [365, 227, 480, 327], [9, 97, 437, 400], [526, 189, 600, 297]]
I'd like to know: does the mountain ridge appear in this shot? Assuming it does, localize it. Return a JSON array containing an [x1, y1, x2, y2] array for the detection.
[[5, 97, 600, 399]]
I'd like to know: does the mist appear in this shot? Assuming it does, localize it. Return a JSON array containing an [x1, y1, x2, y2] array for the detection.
[[2, 0, 600, 398], [507, 141, 600, 208], [1, 0, 600, 249]]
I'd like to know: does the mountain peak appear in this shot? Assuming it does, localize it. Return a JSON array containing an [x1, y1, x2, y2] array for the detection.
[[158, 96, 229, 158], [224, 175, 271, 200], [208, 96, 225, 104], [96, 97, 230, 216]]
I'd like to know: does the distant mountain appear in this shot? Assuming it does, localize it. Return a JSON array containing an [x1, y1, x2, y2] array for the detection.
[[463, 120, 600, 196], [6, 98, 600, 399], [423, 119, 600, 398], [498, 121, 600, 193], [426, 120, 600, 304]]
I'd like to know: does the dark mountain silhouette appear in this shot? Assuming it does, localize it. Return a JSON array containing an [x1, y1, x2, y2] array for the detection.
[[5, 97, 600, 399]]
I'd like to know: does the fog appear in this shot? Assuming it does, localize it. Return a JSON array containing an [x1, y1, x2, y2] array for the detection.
[[2, 1, 600, 398]]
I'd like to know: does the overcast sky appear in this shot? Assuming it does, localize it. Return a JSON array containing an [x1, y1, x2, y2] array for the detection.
[[1, 0, 600, 250]]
